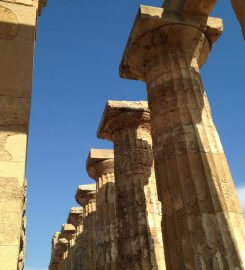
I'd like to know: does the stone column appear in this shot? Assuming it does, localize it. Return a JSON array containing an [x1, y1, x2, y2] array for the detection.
[[60, 224, 76, 270], [97, 101, 165, 270], [67, 207, 84, 270], [0, 1, 46, 268], [86, 149, 117, 269], [230, 0, 245, 39], [49, 232, 60, 270], [120, 5, 245, 269], [49, 232, 69, 270], [75, 184, 97, 270]]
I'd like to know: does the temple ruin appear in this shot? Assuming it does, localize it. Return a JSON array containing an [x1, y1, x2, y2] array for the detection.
[[0, 0, 244, 269]]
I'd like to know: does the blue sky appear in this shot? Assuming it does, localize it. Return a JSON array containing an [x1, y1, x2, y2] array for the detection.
[[25, 1, 245, 269]]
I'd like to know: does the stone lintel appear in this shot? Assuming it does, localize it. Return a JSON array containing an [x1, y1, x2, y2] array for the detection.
[[119, 5, 223, 80], [86, 149, 114, 180], [67, 207, 83, 227], [97, 100, 150, 141], [75, 184, 96, 207], [162, 0, 217, 16]]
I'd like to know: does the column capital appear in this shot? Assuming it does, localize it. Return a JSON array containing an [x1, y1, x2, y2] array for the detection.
[[97, 100, 150, 141], [119, 5, 223, 81], [162, 0, 217, 16], [86, 149, 114, 180], [67, 207, 83, 227], [60, 224, 76, 241], [75, 184, 96, 207], [56, 238, 69, 254]]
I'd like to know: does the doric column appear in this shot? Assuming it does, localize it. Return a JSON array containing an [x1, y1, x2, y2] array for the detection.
[[67, 207, 84, 235], [120, 5, 245, 269], [49, 232, 60, 270], [49, 232, 68, 270], [0, 1, 46, 268], [86, 149, 117, 269], [75, 184, 96, 270], [60, 224, 76, 270], [67, 207, 84, 270], [97, 101, 165, 270]]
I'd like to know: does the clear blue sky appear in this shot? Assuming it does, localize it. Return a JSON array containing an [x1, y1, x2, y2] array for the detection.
[[25, 1, 245, 269]]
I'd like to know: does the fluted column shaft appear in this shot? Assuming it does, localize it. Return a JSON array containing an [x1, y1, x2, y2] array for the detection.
[[113, 127, 165, 270], [75, 184, 97, 270], [119, 7, 245, 269], [146, 46, 245, 269], [82, 200, 96, 270], [87, 152, 117, 270], [97, 101, 165, 270]]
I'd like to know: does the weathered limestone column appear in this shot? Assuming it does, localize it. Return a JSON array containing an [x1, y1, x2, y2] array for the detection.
[[75, 184, 96, 270], [60, 224, 76, 270], [120, 5, 245, 269], [0, 1, 46, 268], [49, 232, 60, 270], [49, 232, 68, 270], [230, 0, 245, 39], [86, 149, 117, 269], [17, 179, 27, 270], [67, 207, 84, 270], [98, 101, 165, 270]]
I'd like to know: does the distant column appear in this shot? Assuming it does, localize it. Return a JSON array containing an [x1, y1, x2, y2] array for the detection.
[[86, 149, 117, 269], [49, 232, 61, 270], [60, 224, 77, 270], [120, 5, 245, 269], [98, 101, 165, 270], [0, 1, 46, 269], [67, 208, 84, 270], [75, 184, 96, 270]]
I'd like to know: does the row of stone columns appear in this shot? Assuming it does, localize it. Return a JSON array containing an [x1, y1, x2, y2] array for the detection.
[[49, 102, 165, 270], [49, 3, 244, 270]]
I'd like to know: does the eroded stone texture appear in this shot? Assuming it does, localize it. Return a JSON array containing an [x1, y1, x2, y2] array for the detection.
[[17, 179, 27, 270], [161, 0, 245, 39], [49, 208, 84, 270], [0, 0, 46, 269], [66, 208, 84, 270], [162, 0, 217, 16], [87, 149, 117, 269], [49, 232, 69, 270], [98, 101, 165, 270], [230, 0, 245, 39], [120, 5, 245, 269], [75, 184, 97, 270]]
